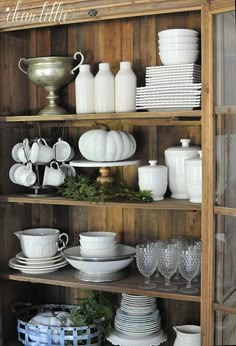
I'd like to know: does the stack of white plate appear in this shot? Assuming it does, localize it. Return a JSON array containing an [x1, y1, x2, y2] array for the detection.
[[136, 63, 201, 111], [79, 231, 118, 257], [8, 252, 68, 274], [114, 294, 161, 337]]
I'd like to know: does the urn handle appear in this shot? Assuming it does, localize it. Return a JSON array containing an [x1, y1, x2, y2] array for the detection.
[[18, 58, 28, 74], [71, 51, 84, 75]]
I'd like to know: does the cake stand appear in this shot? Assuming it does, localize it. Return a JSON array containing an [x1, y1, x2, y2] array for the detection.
[[107, 329, 167, 346], [70, 159, 140, 183]]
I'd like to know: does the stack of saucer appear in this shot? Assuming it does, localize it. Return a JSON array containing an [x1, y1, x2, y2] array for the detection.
[[136, 63, 201, 111], [107, 294, 166, 346], [8, 252, 67, 274], [79, 231, 118, 258]]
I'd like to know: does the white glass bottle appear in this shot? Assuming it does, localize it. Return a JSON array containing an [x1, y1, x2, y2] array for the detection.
[[75, 64, 95, 114], [115, 61, 137, 112], [95, 63, 115, 113]]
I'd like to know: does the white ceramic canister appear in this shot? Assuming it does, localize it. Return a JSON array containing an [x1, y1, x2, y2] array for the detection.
[[165, 139, 200, 199], [138, 160, 168, 201], [185, 150, 202, 203], [95, 62, 115, 113], [75, 64, 95, 114], [115, 61, 137, 112]]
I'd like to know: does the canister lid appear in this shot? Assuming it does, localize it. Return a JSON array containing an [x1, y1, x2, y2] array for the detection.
[[138, 160, 167, 170], [185, 150, 202, 165], [165, 139, 200, 153]]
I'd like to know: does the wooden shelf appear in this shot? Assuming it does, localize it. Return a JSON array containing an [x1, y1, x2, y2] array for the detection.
[[0, 195, 201, 211], [214, 206, 236, 216], [0, 111, 202, 126], [0, 268, 200, 303], [214, 106, 236, 115]]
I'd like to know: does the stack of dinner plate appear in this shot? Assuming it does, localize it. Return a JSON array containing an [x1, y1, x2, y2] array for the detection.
[[136, 63, 201, 111], [107, 294, 166, 346], [115, 294, 161, 336], [8, 252, 67, 274]]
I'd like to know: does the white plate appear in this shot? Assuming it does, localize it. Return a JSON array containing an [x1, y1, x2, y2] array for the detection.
[[107, 328, 167, 346], [16, 255, 64, 266], [16, 252, 63, 262], [9, 259, 68, 274], [115, 325, 160, 337], [146, 63, 201, 70], [9, 257, 67, 270]]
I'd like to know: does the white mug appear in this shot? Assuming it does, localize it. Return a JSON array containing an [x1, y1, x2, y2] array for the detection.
[[43, 161, 65, 187], [53, 138, 75, 162], [9, 163, 23, 184], [60, 163, 76, 177], [11, 138, 31, 163], [14, 162, 37, 187], [30, 138, 54, 164]]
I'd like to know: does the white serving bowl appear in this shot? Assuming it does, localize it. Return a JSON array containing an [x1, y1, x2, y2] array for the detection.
[[158, 36, 199, 45], [158, 28, 199, 39], [159, 43, 199, 51], [79, 231, 117, 244], [63, 244, 135, 274], [159, 49, 199, 65]]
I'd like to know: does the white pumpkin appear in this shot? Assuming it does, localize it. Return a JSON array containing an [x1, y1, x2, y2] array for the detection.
[[78, 127, 136, 161]]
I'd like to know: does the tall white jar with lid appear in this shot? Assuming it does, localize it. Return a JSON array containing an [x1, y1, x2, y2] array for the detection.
[[95, 63, 115, 113], [115, 61, 137, 112], [185, 150, 202, 203], [75, 64, 95, 114], [138, 160, 168, 201], [165, 139, 200, 199]]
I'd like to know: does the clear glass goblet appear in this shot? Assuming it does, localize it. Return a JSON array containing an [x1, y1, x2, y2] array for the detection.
[[136, 244, 157, 289], [178, 245, 200, 294], [157, 243, 179, 291], [147, 240, 164, 283], [170, 236, 189, 283]]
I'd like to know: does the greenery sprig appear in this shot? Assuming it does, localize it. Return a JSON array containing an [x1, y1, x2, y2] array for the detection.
[[60, 175, 153, 202], [67, 290, 114, 338]]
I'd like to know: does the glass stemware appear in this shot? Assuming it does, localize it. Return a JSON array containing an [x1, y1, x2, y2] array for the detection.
[[178, 244, 201, 294], [136, 244, 157, 289], [157, 242, 179, 291]]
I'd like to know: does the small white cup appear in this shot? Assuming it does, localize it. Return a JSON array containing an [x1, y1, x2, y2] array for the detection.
[[30, 138, 54, 164], [11, 138, 31, 163], [9, 163, 23, 184], [43, 161, 65, 187], [53, 138, 75, 162], [14, 162, 37, 187], [60, 163, 76, 177]]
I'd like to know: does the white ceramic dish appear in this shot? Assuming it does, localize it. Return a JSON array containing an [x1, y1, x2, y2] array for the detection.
[[80, 246, 118, 258], [79, 231, 116, 243], [158, 36, 199, 44], [8, 257, 68, 274], [63, 244, 135, 274], [9, 257, 67, 269], [107, 328, 167, 346], [159, 49, 200, 65], [158, 29, 199, 39], [16, 251, 62, 262], [159, 42, 199, 51]]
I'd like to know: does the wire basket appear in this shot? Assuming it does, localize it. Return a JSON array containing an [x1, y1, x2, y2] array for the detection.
[[16, 304, 102, 346]]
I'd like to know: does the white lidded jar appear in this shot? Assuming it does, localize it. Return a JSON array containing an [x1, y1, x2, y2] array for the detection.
[[115, 61, 137, 112], [165, 139, 200, 199], [75, 64, 95, 114], [185, 150, 202, 203], [95, 62, 115, 113], [138, 160, 168, 201]]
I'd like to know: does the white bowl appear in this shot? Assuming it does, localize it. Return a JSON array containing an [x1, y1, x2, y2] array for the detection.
[[159, 49, 200, 65], [158, 29, 199, 39], [159, 43, 199, 51], [63, 244, 135, 274], [80, 241, 117, 250], [79, 231, 117, 243], [158, 36, 199, 45], [81, 247, 118, 258]]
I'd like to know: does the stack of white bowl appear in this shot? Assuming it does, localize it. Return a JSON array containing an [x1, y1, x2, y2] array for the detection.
[[79, 231, 118, 257], [158, 29, 200, 65]]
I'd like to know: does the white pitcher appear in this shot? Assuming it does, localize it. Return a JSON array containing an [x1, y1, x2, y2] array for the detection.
[[173, 325, 200, 346]]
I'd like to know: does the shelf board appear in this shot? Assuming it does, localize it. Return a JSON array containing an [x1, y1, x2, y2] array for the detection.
[[214, 206, 236, 216], [0, 110, 202, 124], [214, 106, 236, 115], [0, 268, 200, 303], [0, 195, 201, 210]]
